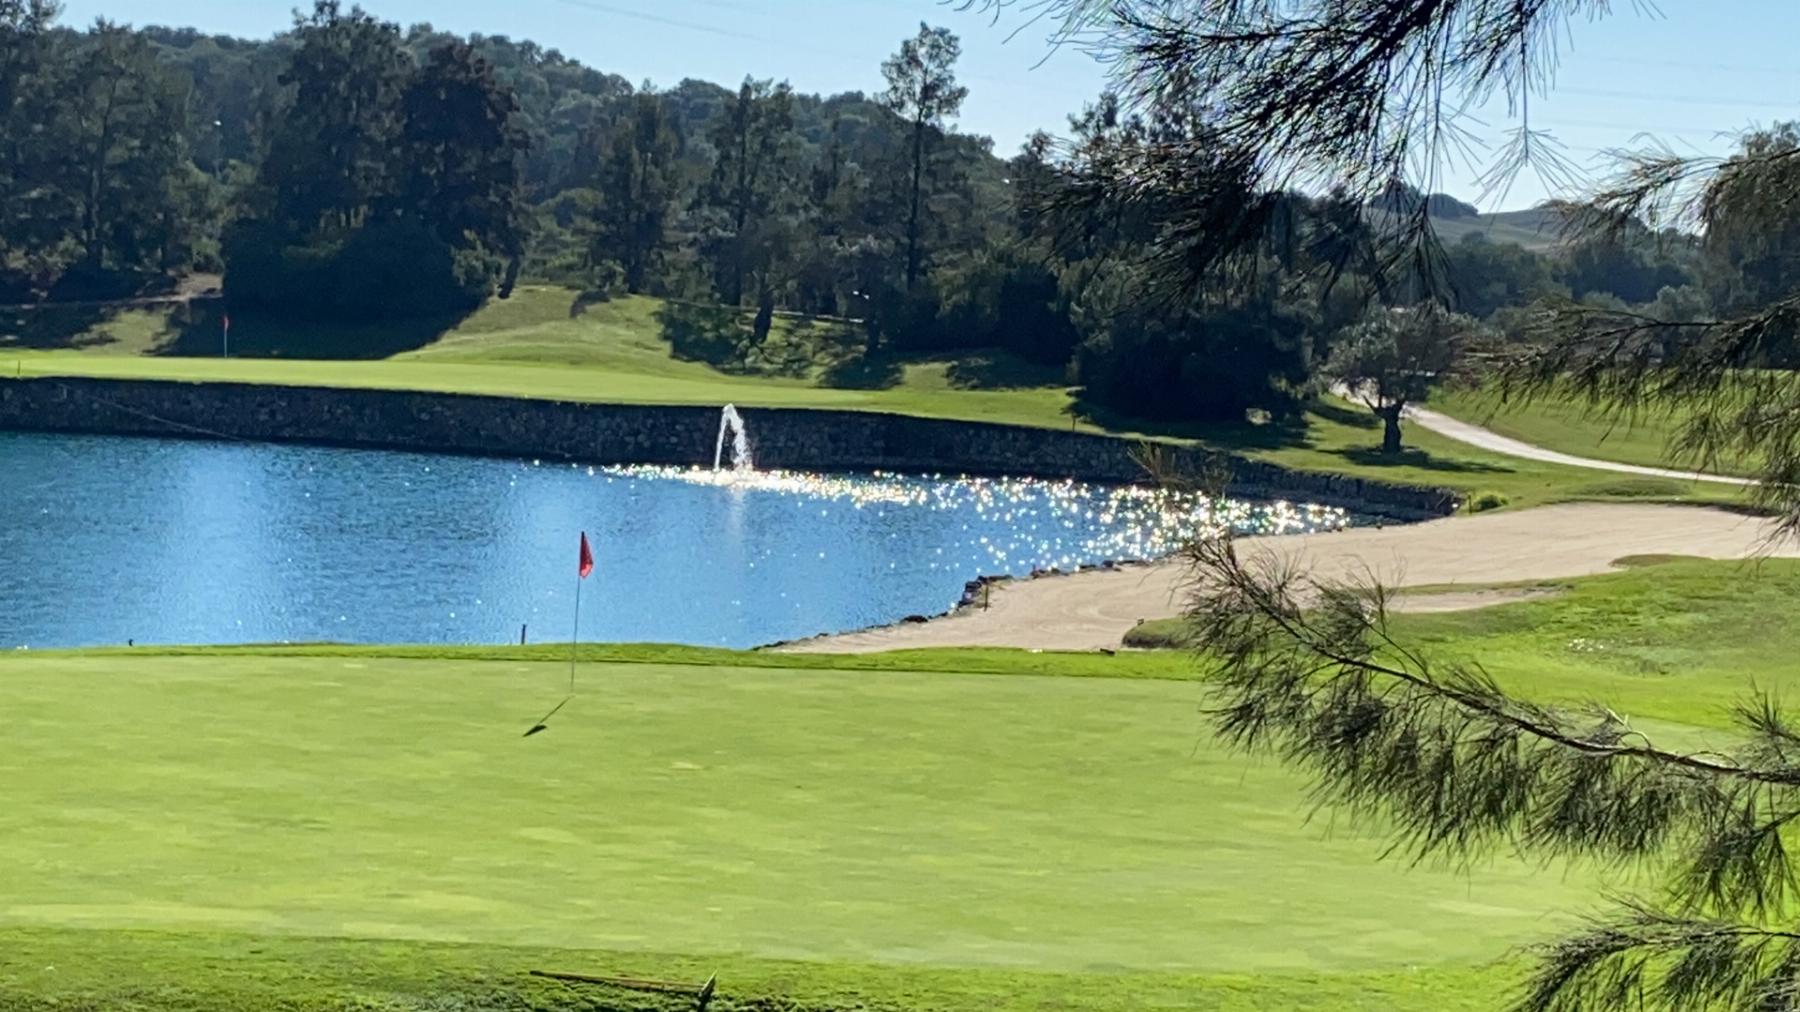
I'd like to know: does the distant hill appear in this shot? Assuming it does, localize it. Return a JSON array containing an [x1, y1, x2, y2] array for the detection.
[[1368, 184, 1576, 251], [1428, 206, 1575, 251], [1368, 200, 1577, 252]]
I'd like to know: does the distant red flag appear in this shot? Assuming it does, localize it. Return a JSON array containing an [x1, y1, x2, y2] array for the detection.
[[578, 532, 594, 579]]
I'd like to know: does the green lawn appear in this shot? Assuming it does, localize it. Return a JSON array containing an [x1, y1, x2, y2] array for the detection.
[[3, 643, 1602, 1011], [9, 559, 1797, 1010], [1429, 386, 1757, 478], [1396, 556, 1800, 730], [1142, 556, 1800, 732], [0, 286, 1756, 511], [2, 288, 1082, 432]]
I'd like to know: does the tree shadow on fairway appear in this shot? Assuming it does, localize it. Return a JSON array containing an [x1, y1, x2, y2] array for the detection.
[[1329, 445, 1513, 473], [656, 300, 833, 379], [567, 288, 613, 318], [1320, 400, 1513, 474], [150, 301, 469, 360], [819, 349, 903, 389], [0, 303, 118, 350], [943, 351, 1065, 390], [1063, 392, 1316, 449], [1312, 398, 1376, 428]]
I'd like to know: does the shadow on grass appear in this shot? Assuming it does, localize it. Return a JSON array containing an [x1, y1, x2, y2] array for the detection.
[[1311, 398, 1375, 428], [656, 300, 838, 379], [943, 352, 1065, 391], [0, 304, 117, 350], [820, 351, 903, 390], [568, 288, 612, 318], [1063, 394, 1314, 448], [150, 302, 468, 360], [1329, 445, 1513, 474]]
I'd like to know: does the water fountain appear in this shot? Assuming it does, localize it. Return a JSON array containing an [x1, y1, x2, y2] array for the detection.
[[714, 404, 754, 473]]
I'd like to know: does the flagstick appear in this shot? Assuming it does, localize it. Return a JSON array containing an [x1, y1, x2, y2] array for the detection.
[[569, 573, 583, 694]]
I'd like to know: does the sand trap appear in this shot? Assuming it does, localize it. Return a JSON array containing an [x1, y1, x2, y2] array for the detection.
[[783, 503, 1796, 653]]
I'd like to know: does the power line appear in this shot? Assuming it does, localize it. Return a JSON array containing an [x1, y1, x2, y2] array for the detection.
[[546, 0, 766, 43], [1532, 115, 1764, 136], [1557, 86, 1798, 110], [1585, 55, 1800, 76]]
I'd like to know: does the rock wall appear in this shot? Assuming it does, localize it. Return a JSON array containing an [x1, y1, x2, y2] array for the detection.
[[0, 377, 1461, 518]]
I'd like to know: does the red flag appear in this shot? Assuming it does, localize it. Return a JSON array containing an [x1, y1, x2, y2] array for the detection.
[[578, 532, 594, 579]]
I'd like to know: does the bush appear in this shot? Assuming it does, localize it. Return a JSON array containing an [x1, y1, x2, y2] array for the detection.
[[1467, 490, 1510, 513], [1122, 617, 1197, 650], [1073, 299, 1314, 423], [224, 218, 496, 322], [333, 220, 493, 319], [870, 286, 946, 352], [932, 246, 1080, 365]]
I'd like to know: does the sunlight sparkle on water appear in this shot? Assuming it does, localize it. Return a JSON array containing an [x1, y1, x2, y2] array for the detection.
[[603, 464, 1350, 569]]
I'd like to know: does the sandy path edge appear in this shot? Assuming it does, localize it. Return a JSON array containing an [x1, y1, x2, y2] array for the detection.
[[780, 504, 1794, 654]]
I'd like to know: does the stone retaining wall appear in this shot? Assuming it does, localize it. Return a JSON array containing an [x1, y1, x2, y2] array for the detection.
[[0, 377, 1461, 518]]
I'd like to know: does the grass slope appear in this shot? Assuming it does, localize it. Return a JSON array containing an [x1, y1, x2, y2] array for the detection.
[[1430, 386, 1757, 478], [2, 290, 1079, 431], [1430, 208, 1571, 250], [1397, 556, 1800, 730], [1136, 557, 1800, 731], [3, 644, 1609, 1011], [0, 286, 1752, 510], [1371, 206, 1570, 251]]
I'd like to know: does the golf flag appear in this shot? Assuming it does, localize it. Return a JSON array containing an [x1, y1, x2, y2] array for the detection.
[[578, 531, 594, 579]]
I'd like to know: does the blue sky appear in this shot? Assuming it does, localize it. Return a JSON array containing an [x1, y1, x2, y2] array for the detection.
[[58, 0, 1800, 209]]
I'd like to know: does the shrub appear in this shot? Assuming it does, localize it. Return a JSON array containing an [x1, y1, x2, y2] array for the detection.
[[224, 218, 496, 323], [1122, 617, 1197, 650], [1074, 300, 1314, 423], [1467, 490, 1510, 513]]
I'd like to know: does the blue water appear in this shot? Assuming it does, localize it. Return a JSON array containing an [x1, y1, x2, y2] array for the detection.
[[1, 432, 1351, 649]]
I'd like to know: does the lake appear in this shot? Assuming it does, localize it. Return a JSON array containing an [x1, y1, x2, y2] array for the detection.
[[1, 431, 1352, 649]]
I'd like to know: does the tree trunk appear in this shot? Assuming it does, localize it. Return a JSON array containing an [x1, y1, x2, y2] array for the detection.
[[752, 288, 774, 346], [905, 116, 924, 291], [729, 129, 750, 307], [1379, 404, 1405, 454], [84, 77, 123, 270]]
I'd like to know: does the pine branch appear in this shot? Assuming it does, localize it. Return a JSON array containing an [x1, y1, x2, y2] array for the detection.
[[1498, 295, 1800, 533], [1522, 903, 1800, 1012], [1186, 535, 1800, 916]]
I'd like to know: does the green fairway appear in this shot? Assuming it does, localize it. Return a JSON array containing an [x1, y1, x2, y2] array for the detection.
[[4, 643, 1606, 1010], [0, 286, 1755, 512], [2, 289, 1082, 431], [1395, 556, 1800, 730], [1234, 397, 1745, 510], [11, 559, 1800, 1009], [0, 926, 1520, 1012], [1430, 386, 1757, 478], [1137, 556, 1800, 732]]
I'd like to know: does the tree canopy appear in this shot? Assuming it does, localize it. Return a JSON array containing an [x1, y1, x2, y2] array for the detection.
[[4, 0, 1785, 442]]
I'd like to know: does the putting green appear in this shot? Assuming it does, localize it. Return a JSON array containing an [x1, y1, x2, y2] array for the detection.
[[2, 649, 1604, 983]]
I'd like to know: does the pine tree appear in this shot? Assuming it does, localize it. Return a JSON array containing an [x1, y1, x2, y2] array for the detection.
[[694, 77, 800, 307], [879, 23, 966, 292], [590, 91, 682, 294]]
